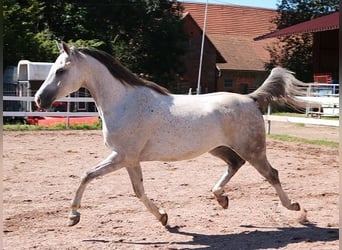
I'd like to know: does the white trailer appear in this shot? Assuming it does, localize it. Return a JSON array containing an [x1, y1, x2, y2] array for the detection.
[[17, 60, 53, 111]]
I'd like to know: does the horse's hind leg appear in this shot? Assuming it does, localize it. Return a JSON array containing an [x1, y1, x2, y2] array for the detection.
[[210, 146, 245, 209], [126, 165, 168, 226], [250, 155, 300, 211]]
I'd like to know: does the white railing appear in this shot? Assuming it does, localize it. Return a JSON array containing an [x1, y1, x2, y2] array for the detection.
[[263, 83, 339, 134], [3, 96, 98, 117], [303, 83, 339, 117]]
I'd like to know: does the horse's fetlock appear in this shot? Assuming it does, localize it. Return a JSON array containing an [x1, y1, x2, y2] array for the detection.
[[70, 202, 80, 210], [212, 187, 224, 196]]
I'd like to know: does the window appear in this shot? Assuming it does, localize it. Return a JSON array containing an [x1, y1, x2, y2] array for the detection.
[[224, 79, 233, 88], [76, 88, 89, 111]]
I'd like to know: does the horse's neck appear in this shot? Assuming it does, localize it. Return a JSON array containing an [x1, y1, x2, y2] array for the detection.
[[82, 61, 129, 118], [81, 57, 166, 123]]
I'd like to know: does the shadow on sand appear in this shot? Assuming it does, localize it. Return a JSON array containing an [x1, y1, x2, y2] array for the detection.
[[111, 223, 338, 250]]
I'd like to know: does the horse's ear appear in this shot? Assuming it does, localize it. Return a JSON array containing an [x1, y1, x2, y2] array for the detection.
[[62, 42, 71, 56], [55, 41, 63, 53]]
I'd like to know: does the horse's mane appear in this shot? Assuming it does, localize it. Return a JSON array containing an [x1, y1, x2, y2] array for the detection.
[[77, 47, 170, 96]]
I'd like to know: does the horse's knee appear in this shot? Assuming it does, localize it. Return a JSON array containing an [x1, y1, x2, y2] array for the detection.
[[81, 166, 109, 185]]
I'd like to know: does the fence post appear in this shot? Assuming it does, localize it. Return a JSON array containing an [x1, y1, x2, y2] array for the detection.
[[267, 104, 271, 134], [66, 95, 70, 128]]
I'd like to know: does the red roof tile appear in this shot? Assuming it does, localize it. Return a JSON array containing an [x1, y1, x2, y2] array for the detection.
[[254, 11, 339, 40], [182, 2, 277, 36], [210, 35, 270, 70]]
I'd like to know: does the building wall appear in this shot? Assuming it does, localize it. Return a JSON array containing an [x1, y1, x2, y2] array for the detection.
[[217, 70, 268, 93], [313, 30, 339, 81], [179, 16, 219, 94]]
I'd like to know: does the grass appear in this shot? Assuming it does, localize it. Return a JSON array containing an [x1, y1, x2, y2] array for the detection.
[[267, 134, 338, 148]]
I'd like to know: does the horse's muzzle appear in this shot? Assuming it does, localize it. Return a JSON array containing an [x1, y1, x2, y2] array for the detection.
[[34, 92, 55, 110]]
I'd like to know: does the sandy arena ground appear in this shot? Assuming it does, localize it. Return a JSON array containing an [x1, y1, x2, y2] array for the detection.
[[3, 122, 339, 249]]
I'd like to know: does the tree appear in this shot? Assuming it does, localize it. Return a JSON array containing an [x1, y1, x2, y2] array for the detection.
[[266, 0, 339, 81], [3, 0, 188, 89], [3, 0, 48, 66]]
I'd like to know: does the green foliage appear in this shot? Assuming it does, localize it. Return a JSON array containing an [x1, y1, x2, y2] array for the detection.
[[3, 0, 46, 66], [266, 0, 339, 81], [275, 0, 339, 28], [266, 33, 314, 82], [3, 0, 188, 88]]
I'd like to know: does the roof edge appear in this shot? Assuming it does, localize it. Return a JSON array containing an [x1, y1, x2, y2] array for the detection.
[[254, 11, 339, 41]]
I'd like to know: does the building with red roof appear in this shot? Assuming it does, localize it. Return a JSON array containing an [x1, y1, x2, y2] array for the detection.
[[179, 2, 278, 93]]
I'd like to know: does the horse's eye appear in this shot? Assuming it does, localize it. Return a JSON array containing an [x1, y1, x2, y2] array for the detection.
[[56, 68, 65, 75]]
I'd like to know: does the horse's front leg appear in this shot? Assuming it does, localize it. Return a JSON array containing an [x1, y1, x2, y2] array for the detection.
[[68, 151, 124, 226], [126, 165, 168, 226]]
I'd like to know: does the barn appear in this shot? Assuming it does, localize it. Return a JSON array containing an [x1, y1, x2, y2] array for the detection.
[[178, 2, 278, 94]]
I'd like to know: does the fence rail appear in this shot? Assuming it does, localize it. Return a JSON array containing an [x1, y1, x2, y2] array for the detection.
[[303, 83, 339, 117], [3, 95, 98, 117], [264, 115, 339, 127], [3, 111, 99, 117], [3, 96, 95, 102]]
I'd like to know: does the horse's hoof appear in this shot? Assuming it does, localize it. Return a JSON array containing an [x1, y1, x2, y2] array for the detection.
[[289, 202, 300, 211], [217, 195, 229, 209], [68, 211, 81, 226], [160, 212, 168, 226]]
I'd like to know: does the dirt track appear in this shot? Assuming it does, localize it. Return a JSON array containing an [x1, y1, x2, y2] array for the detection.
[[3, 123, 339, 249]]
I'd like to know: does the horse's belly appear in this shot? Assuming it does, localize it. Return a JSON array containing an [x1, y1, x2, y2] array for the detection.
[[140, 142, 217, 162], [140, 125, 224, 162]]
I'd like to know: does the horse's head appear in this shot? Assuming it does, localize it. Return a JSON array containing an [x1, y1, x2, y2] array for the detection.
[[35, 42, 84, 109]]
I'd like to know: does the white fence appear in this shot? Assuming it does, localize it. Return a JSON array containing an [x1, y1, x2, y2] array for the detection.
[[3, 96, 98, 117], [264, 114, 339, 127], [303, 83, 339, 117]]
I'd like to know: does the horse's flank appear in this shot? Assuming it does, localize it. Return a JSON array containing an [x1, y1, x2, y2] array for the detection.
[[77, 47, 170, 96]]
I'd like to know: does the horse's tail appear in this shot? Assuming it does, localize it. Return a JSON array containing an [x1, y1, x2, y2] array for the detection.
[[248, 67, 310, 109]]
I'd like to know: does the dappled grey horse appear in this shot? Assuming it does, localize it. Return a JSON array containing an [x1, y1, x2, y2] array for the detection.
[[35, 42, 308, 227]]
